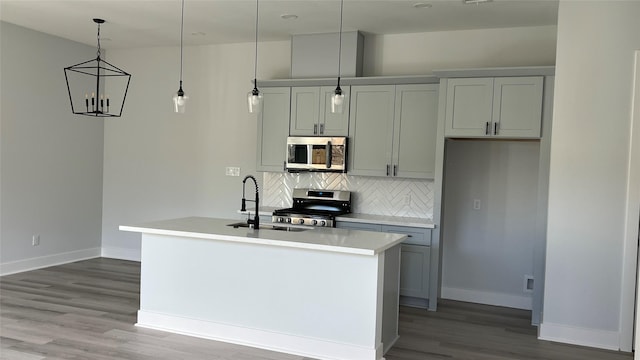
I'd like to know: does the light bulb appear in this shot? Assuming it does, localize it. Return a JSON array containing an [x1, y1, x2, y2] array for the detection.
[[331, 93, 345, 114], [173, 93, 188, 113], [247, 90, 263, 113]]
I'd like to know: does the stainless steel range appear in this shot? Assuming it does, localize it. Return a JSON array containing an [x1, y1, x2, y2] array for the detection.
[[272, 188, 351, 228]]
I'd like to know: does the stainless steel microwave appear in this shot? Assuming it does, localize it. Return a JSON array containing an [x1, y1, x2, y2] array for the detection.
[[285, 137, 347, 172]]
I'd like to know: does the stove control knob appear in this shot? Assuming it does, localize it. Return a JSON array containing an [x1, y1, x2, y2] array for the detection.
[[298, 219, 305, 225], [311, 220, 318, 226], [278, 217, 285, 223], [319, 220, 326, 227], [286, 218, 292, 223]]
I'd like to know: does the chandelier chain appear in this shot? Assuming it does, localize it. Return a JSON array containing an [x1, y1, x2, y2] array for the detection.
[[96, 22, 101, 58]]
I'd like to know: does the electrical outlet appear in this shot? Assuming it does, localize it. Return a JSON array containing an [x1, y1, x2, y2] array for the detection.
[[404, 194, 411, 206], [32, 235, 40, 246], [524, 275, 534, 293], [473, 199, 481, 210], [225, 167, 240, 177]]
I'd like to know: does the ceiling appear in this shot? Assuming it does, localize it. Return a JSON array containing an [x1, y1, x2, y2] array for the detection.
[[0, 0, 559, 49]]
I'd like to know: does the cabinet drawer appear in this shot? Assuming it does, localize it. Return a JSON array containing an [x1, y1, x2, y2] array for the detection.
[[335, 221, 382, 232], [381, 225, 431, 246]]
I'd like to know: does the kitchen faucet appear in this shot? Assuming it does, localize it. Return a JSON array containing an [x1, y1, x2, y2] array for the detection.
[[240, 175, 260, 229]]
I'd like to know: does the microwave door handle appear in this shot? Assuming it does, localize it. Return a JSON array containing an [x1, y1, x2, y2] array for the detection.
[[326, 141, 332, 168]]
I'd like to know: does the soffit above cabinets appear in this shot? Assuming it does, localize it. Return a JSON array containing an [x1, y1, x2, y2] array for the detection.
[[0, 0, 558, 49]]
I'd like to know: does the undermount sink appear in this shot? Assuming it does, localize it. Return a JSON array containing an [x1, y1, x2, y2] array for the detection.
[[226, 222, 309, 232]]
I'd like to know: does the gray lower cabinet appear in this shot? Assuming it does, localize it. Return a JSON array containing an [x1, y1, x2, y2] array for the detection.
[[336, 221, 432, 308], [257, 87, 291, 172], [348, 84, 439, 179], [398, 245, 430, 300], [290, 86, 350, 136]]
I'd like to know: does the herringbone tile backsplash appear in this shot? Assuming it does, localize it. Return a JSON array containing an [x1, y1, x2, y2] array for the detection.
[[263, 172, 434, 219]]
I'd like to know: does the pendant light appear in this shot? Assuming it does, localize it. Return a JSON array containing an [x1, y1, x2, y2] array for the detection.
[[331, 0, 345, 114], [173, 0, 188, 113], [247, 0, 263, 113], [64, 19, 131, 117]]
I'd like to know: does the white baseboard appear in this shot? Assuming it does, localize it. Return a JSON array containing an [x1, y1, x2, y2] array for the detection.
[[137, 310, 382, 360], [539, 322, 620, 351], [441, 286, 532, 310], [0, 248, 101, 276], [101, 246, 141, 262]]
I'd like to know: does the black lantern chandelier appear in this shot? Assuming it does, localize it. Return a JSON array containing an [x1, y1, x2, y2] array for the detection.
[[64, 18, 131, 117]]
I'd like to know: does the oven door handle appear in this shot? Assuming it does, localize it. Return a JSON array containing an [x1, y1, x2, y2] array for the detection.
[[326, 141, 332, 168]]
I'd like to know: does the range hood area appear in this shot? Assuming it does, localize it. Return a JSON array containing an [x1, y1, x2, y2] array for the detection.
[[290, 31, 364, 78]]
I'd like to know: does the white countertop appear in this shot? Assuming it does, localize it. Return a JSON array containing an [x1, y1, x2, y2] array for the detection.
[[243, 207, 435, 229], [120, 217, 406, 256]]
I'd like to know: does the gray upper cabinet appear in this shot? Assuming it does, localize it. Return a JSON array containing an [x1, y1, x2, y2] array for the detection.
[[444, 76, 543, 138], [393, 84, 439, 179], [256, 87, 290, 172], [289, 86, 350, 136], [492, 77, 544, 138], [348, 84, 439, 179], [348, 85, 396, 177]]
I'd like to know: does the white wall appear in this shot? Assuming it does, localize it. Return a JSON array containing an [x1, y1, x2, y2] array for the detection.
[[101, 25, 557, 260], [0, 22, 104, 274], [100, 41, 291, 259], [541, 1, 640, 351], [441, 140, 540, 310]]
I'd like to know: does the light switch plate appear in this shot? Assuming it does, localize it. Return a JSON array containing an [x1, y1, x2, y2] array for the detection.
[[225, 167, 240, 177], [473, 199, 481, 210]]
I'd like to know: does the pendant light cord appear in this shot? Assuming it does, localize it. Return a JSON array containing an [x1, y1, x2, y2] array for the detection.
[[179, 0, 185, 87], [337, 0, 344, 86], [253, 0, 259, 90]]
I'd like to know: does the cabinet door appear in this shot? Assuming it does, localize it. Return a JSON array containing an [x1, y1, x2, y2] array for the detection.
[[400, 244, 431, 299], [257, 87, 290, 172], [319, 86, 350, 136], [444, 78, 493, 137], [393, 84, 439, 179], [290, 87, 320, 135], [492, 77, 543, 138], [348, 85, 395, 177]]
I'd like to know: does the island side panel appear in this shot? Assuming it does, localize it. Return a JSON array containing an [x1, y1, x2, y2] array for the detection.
[[381, 244, 401, 353], [137, 233, 385, 359]]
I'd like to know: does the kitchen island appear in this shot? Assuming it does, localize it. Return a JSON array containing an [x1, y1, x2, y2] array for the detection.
[[119, 217, 406, 360]]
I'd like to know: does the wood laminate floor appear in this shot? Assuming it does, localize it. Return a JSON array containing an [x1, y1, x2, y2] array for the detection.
[[0, 258, 634, 360]]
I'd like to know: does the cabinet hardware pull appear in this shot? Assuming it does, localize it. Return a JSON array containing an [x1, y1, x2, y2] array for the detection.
[[386, 165, 390, 176], [485, 122, 490, 135], [283, 161, 286, 171], [326, 141, 332, 168], [314, 124, 318, 135], [319, 124, 324, 134], [393, 165, 397, 176], [494, 122, 498, 135], [407, 235, 413, 237]]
